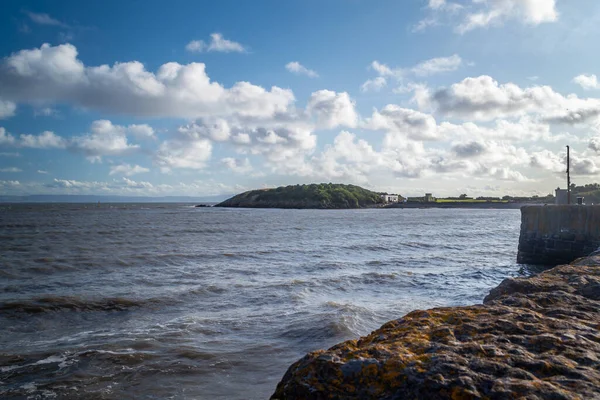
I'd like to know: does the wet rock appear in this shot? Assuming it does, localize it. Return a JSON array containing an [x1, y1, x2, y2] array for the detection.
[[271, 258, 600, 399]]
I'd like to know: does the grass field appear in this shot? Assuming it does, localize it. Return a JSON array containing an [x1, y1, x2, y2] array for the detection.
[[434, 199, 509, 203]]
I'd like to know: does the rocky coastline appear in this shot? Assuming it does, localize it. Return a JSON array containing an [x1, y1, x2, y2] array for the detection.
[[271, 254, 600, 399]]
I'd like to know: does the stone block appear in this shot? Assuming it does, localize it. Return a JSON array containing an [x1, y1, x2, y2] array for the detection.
[[560, 232, 576, 241], [553, 240, 572, 252]]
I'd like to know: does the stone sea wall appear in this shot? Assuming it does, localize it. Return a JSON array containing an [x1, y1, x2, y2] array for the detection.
[[517, 205, 600, 265], [271, 253, 600, 399]]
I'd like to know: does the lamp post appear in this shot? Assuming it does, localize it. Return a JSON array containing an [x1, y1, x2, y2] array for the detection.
[[567, 145, 571, 205]]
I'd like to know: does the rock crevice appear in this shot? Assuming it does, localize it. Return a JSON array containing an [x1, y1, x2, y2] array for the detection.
[[271, 255, 600, 399]]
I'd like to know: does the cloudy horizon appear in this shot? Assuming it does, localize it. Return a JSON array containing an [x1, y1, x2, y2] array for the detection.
[[1, 0, 598, 198]]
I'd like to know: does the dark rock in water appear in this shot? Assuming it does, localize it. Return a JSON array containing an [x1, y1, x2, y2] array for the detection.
[[195, 204, 211, 207], [271, 255, 600, 399]]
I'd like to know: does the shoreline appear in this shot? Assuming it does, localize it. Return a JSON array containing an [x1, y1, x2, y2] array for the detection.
[[271, 252, 600, 399]]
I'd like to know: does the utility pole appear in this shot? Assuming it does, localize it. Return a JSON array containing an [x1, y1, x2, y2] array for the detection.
[[567, 145, 571, 205]]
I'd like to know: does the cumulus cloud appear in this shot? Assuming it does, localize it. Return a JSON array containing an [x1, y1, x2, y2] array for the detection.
[[0, 99, 16, 119], [361, 55, 463, 92], [452, 141, 487, 158], [127, 124, 155, 139], [45, 177, 155, 192], [415, 0, 558, 34], [178, 119, 231, 142], [457, 0, 558, 34], [307, 90, 358, 129], [285, 62, 319, 78], [0, 43, 292, 119], [71, 120, 140, 162], [185, 33, 246, 53], [109, 164, 150, 176], [221, 157, 253, 173], [425, 75, 600, 122], [0, 127, 16, 145], [573, 74, 600, 91], [530, 148, 599, 176], [155, 138, 212, 172], [363, 105, 440, 140], [360, 77, 387, 92], [411, 54, 463, 77], [20, 131, 66, 148]]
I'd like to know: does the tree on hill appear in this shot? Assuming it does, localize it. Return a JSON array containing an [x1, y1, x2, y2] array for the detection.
[[215, 183, 385, 209]]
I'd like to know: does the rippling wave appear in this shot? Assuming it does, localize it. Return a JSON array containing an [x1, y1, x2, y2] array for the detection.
[[0, 204, 523, 399]]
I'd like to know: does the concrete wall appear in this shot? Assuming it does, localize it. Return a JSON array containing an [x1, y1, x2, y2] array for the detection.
[[517, 205, 600, 265]]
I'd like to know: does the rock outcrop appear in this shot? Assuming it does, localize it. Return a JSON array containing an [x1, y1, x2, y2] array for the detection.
[[271, 255, 600, 399]]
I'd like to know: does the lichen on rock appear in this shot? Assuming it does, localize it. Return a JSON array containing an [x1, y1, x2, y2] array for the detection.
[[271, 255, 600, 399]]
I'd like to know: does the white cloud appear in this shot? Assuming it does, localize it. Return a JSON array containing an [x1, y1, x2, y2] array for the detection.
[[530, 148, 600, 176], [457, 0, 558, 34], [425, 75, 600, 122], [207, 33, 246, 52], [71, 120, 140, 162], [573, 74, 600, 91], [127, 124, 155, 139], [363, 55, 463, 92], [186, 33, 246, 53], [0, 43, 292, 120], [0, 167, 22, 173], [360, 77, 387, 93], [285, 62, 319, 78], [109, 163, 150, 176], [0, 127, 16, 145], [155, 138, 212, 172], [416, 0, 558, 34], [20, 131, 66, 148], [0, 99, 16, 119], [25, 11, 69, 28], [37, 169, 48, 174], [412, 17, 439, 33], [363, 105, 440, 140], [412, 54, 463, 77], [185, 40, 206, 53], [178, 119, 231, 142], [221, 157, 253, 174], [307, 90, 358, 129]]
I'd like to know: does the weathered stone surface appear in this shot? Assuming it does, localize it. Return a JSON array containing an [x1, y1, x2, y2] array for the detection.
[[271, 256, 600, 399]]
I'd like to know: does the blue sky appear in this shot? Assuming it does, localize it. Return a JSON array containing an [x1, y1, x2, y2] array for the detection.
[[1, 0, 600, 197]]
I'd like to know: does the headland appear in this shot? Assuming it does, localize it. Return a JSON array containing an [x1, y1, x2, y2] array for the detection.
[[214, 183, 548, 210]]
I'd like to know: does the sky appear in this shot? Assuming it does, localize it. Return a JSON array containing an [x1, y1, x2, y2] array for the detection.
[[1, 0, 600, 198]]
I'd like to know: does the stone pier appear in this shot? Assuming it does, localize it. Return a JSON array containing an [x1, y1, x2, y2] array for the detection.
[[517, 205, 600, 265]]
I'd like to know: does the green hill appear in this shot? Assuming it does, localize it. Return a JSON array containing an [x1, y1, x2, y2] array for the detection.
[[214, 183, 384, 209]]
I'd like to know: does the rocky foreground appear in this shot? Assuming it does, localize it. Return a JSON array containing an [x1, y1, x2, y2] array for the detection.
[[271, 255, 600, 399]]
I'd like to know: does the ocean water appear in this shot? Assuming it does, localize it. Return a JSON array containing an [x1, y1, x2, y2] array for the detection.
[[0, 204, 531, 399]]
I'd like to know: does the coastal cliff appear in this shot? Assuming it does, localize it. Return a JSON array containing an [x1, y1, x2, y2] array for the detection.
[[215, 184, 384, 209], [271, 254, 600, 399]]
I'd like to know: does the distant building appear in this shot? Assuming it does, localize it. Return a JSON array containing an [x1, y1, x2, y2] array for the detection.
[[424, 193, 435, 203], [555, 188, 569, 205], [381, 194, 399, 203]]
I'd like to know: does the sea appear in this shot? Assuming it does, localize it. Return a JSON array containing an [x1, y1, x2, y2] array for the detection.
[[0, 204, 537, 399]]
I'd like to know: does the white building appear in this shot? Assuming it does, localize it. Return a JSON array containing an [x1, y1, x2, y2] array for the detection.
[[381, 194, 399, 203], [555, 188, 569, 205]]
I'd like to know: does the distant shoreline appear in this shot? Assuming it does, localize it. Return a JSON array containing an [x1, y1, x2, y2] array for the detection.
[[383, 201, 537, 209]]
